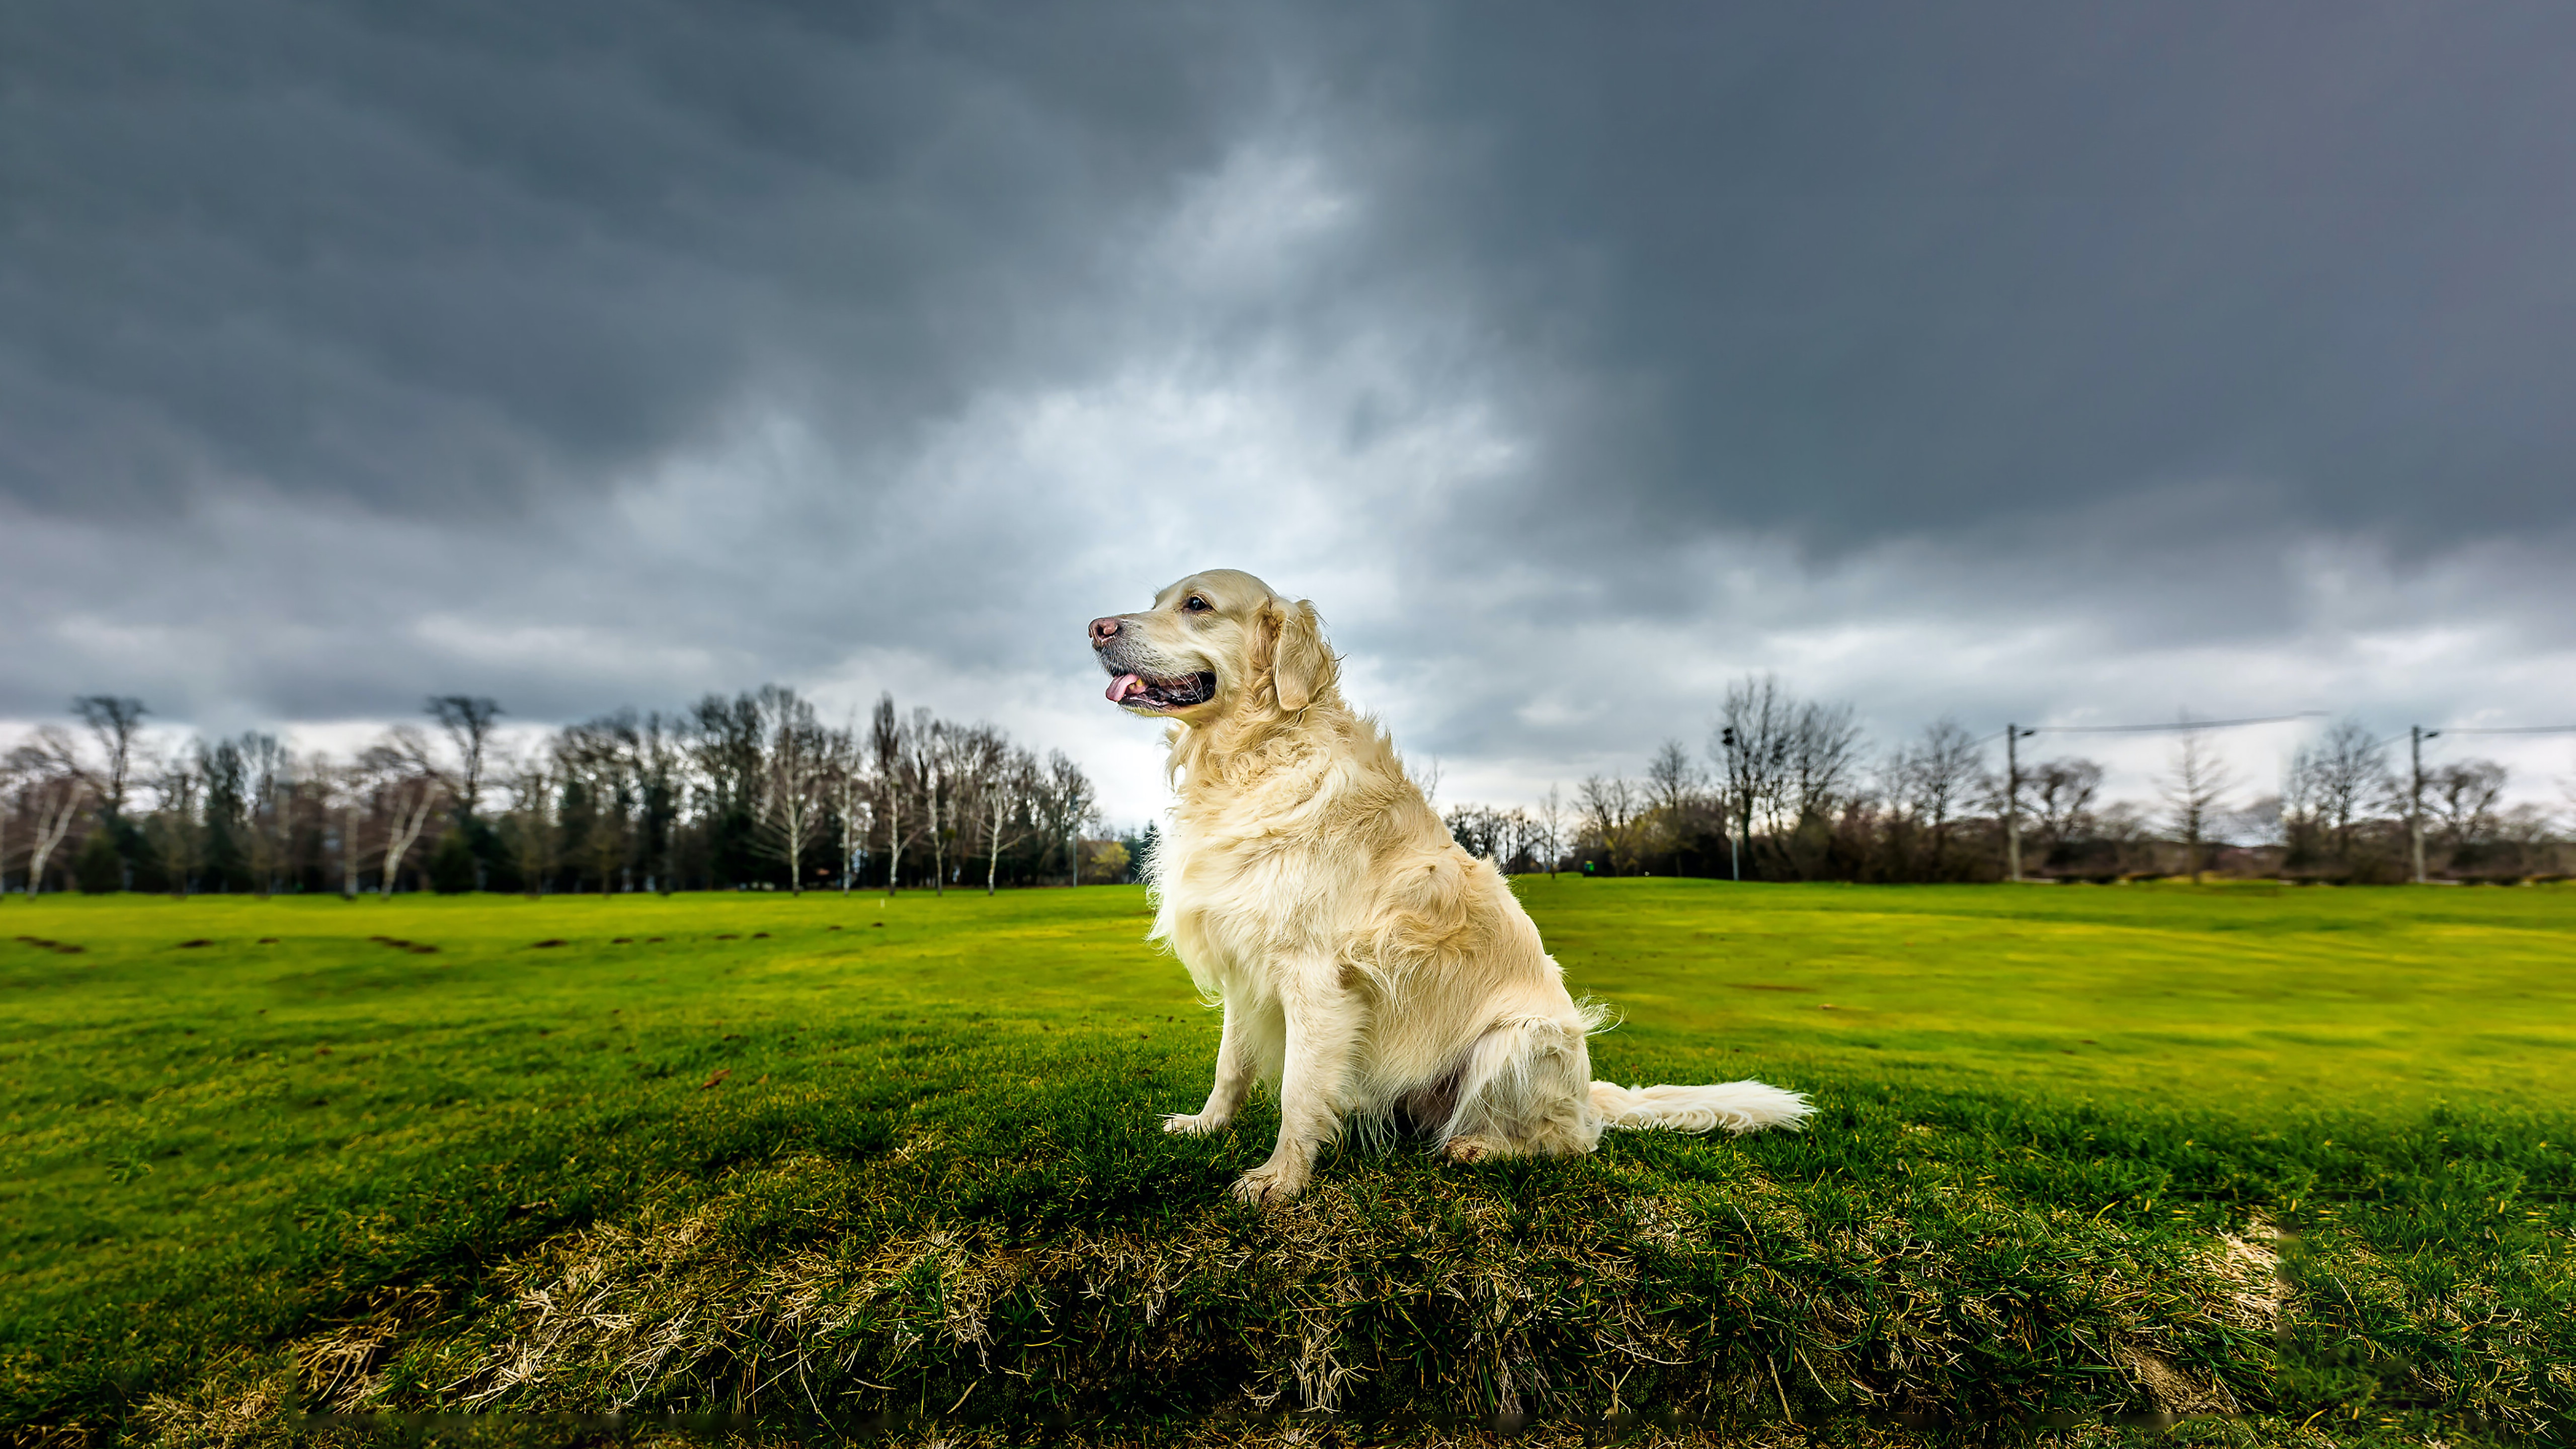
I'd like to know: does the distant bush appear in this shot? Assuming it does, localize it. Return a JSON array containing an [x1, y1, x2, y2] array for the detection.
[[428, 829, 478, 894], [72, 829, 124, 894], [1078, 838, 1130, 885]]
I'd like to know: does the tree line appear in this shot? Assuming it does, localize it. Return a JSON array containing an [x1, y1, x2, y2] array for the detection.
[[11, 677, 2567, 897], [0, 692, 1113, 898], [1440, 677, 2573, 885]]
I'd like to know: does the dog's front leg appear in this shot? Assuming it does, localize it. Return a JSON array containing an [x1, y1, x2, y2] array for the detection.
[[1163, 996, 1262, 1137], [1232, 972, 1360, 1206]]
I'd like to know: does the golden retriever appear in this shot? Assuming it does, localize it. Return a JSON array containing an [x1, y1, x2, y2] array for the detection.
[[1090, 569, 1811, 1205]]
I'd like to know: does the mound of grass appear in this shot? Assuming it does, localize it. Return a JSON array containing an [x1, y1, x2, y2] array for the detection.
[[4, 883, 2573, 1446]]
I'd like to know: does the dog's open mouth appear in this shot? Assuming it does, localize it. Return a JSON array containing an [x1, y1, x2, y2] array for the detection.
[[1106, 670, 1216, 710]]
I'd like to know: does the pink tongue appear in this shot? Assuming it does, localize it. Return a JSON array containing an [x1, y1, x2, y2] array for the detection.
[[1107, 673, 1144, 703]]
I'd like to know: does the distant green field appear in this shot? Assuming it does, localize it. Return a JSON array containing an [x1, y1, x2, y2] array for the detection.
[[1530, 878, 2576, 1104], [5, 880, 2573, 1445]]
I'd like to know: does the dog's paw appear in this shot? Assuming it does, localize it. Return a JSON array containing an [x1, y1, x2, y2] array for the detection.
[[1443, 1135, 1502, 1163], [1161, 1111, 1227, 1137], [1229, 1163, 1306, 1206]]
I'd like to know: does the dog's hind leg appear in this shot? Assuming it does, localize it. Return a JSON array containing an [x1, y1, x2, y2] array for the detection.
[[1164, 995, 1277, 1137], [1439, 1013, 1604, 1162], [1231, 972, 1362, 1205]]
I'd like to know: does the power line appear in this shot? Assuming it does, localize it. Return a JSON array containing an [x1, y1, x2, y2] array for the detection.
[[2024, 711, 2325, 735], [2378, 722, 2576, 750], [1991, 711, 2316, 883]]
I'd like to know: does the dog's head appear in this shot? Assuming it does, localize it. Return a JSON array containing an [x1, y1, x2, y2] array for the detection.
[[1089, 569, 1336, 722]]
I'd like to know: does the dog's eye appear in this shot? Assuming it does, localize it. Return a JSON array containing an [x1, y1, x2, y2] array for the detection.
[[1183, 596, 1210, 612]]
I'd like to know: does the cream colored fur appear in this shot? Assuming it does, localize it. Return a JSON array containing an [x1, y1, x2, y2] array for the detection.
[[1094, 569, 1811, 1205]]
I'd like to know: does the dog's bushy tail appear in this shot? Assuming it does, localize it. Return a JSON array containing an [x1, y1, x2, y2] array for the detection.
[[1589, 1079, 1812, 1135]]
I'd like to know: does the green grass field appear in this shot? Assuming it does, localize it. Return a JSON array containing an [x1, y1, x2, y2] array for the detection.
[[4, 879, 2573, 1447]]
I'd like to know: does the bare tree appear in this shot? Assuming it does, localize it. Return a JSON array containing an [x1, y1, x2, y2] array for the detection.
[[1536, 783, 1564, 877], [974, 742, 1039, 896], [1484, 806, 1521, 871], [2160, 726, 2236, 883], [2280, 744, 2325, 864], [920, 710, 955, 895], [1028, 750, 1097, 888], [324, 760, 367, 898], [2027, 758, 2103, 859], [1645, 740, 1697, 804], [388, 704, 501, 852], [142, 756, 205, 897], [633, 712, 685, 894], [557, 714, 638, 892], [428, 696, 503, 818], [1644, 737, 1701, 839], [685, 691, 764, 885], [194, 736, 251, 892], [71, 696, 149, 821], [1891, 717, 1982, 872], [0, 684, 1133, 898], [0, 751, 19, 896], [386, 727, 445, 800], [20, 725, 85, 785], [2228, 793, 2285, 855], [16, 707, 149, 889], [2427, 759, 2508, 850], [1577, 773, 1643, 874], [1786, 700, 1867, 829], [1509, 806, 1549, 873], [826, 722, 871, 893], [1407, 755, 1443, 808], [2496, 802, 2563, 874], [235, 734, 293, 898], [871, 695, 912, 895], [1712, 675, 1793, 843], [945, 723, 1005, 877], [1441, 803, 1549, 872], [750, 685, 830, 895], [359, 745, 444, 897], [28, 779, 89, 895], [2290, 719, 2393, 861], [1445, 803, 1505, 862], [498, 755, 560, 897], [8, 748, 89, 896]]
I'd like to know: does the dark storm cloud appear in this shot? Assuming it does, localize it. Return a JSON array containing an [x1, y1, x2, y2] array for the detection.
[[12, 1, 2570, 542], [1322, 2, 2576, 554], [0, 0, 1272, 514], [3, 0, 2571, 806]]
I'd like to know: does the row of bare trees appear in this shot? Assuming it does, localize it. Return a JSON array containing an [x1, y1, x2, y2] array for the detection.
[[2279, 721, 2558, 882], [0, 696, 534, 899], [2, 690, 1104, 898], [1438, 676, 2574, 884]]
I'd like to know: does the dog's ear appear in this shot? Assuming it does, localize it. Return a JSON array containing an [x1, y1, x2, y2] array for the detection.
[[1263, 599, 1335, 713]]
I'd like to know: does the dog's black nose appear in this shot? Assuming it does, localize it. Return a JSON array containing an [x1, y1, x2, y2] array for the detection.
[[1090, 616, 1122, 647]]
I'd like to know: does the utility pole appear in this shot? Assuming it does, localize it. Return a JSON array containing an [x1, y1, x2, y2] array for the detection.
[[2408, 725, 2438, 884], [2003, 725, 2037, 882], [1719, 726, 1741, 881]]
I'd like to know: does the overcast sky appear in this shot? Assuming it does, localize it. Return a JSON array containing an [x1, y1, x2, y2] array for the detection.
[[6, 1, 2573, 821]]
